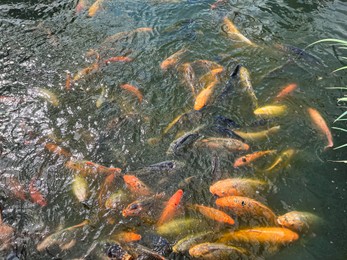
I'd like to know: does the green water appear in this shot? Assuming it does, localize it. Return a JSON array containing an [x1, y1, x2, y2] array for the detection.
[[1, 0, 347, 259]]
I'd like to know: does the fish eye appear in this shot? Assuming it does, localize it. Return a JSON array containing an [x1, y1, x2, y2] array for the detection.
[[129, 204, 139, 210], [242, 157, 247, 162]]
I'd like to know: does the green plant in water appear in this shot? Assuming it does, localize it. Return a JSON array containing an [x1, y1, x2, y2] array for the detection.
[[307, 39, 347, 162]]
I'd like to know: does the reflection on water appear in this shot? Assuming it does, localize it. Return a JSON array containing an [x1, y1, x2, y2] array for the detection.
[[1, 0, 347, 259]]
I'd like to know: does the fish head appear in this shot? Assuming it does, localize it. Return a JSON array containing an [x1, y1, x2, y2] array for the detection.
[[122, 201, 144, 217]]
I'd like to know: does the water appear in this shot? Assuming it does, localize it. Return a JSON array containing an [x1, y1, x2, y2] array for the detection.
[[1, 0, 347, 259]]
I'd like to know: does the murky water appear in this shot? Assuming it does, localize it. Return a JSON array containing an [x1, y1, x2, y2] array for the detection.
[[1, 0, 347, 259]]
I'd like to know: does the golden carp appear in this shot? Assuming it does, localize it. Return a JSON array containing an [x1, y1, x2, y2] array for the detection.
[[173, 231, 215, 253], [254, 105, 288, 118], [223, 17, 257, 47], [156, 218, 201, 236], [215, 196, 277, 224], [188, 204, 235, 225], [88, 0, 104, 17], [189, 243, 248, 259], [264, 148, 296, 172], [199, 67, 223, 88], [120, 83, 143, 103], [194, 79, 218, 110], [160, 48, 186, 70], [103, 27, 153, 44], [1, 174, 26, 201], [233, 150, 277, 167], [233, 126, 280, 141], [277, 211, 321, 233], [210, 178, 267, 197], [29, 178, 47, 207], [195, 137, 249, 152], [218, 227, 299, 245], [73, 62, 99, 81], [104, 56, 133, 64], [239, 66, 258, 108], [72, 175, 89, 202], [307, 107, 333, 150]]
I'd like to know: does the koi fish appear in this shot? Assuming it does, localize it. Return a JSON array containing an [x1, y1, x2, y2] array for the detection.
[[120, 84, 143, 103], [1, 174, 26, 201], [76, 0, 87, 13], [188, 204, 234, 225], [135, 160, 185, 176], [84, 161, 122, 175], [180, 63, 196, 96], [65, 71, 72, 90], [104, 56, 133, 64], [215, 196, 277, 224], [166, 126, 203, 155], [98, 173, 116, 206], [275, 83, 298, 101], [29, 178, 47, 207], [189, 243, 248, 259], [218, 227, 299, 245], [45, 142, 71, 158], [193, 59, 223, 70], [112, 231, 142, 243], [277, 211, 321, 233], [210, 178, 267, 197], [233, 126, 281, 141], [195, 137, 249, 152], [73, 62, 99, 81], [163, 112, 186, 134], [66, 160, 122, 175], [194, 79, 218, 110], [210, 0, 227, 9], [72, 174, 89, 202], [160, 49, 186, 70], [199, 67, 223, 88], [254, 105, 288, 118], [157, 189, 184, 226], [239, 66, 258, 108], [35, 88, 59, 107], [0, 209, 15, 243], [234, 150, 277, 167], [122, 193, 165, 217], [265, 148, 295, 172], [105, 190, 128, 210], [88, 0, 104, 17], [173, 231, 215, 253], [223, 17, 257, 47], [123, 175, 152, 196], [156, 218, 201, 236], [307, 107, 333, 150], [103, 27, 153, 44]]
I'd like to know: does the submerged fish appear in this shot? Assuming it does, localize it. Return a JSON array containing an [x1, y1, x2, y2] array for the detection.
[[0, 209, 15, 243], [307, 107, 333, 150], [195, 137, 249, 152], [277, 211, 321, 233], [210, 178, 267, 197], [239, 66, 258, 108], [96, 86, 107, 108], [72, 174, 89, 203], [180, 63, 197, 96], [122, 193, 165, 217], [156, 218, 201, 236], [45, 142, 71, 158], [135, 160, 185, 176], [112, 231, 142, 243], [104, 56, 133, 64], [29, 178, 47, 207], [194, 79, 218, 110], [233, 126, 281, 142], [120, 84, 143, 103], [173, 231, 215, 253], [275, 83, 298, 101], [73, 62, 99, 81], [188, 204, 235, 225], [157, 189, 183, 226], [1, 174, 26, 201], [223, 17, 257, 47], [254, 105, 288, 118], [234, 150, 277, 167], [160, 49, 186, 70], [88, 0, 105, 17], [123, 175, 152, 196], [218, 227, 299, 245], [264, 148, 296, 172], [105, 190, 128, 210], [35, 88, 59, 107], [216, 196, 277, 224], [274, 43, 321, 65], [189, 242, 248, 259]]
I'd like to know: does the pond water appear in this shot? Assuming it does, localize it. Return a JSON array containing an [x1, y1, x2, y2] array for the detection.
[[1, 0, 347, 259]]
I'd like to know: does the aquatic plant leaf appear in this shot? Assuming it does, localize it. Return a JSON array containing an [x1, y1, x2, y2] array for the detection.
[[306, 39, 347, 48], [328, 160, 347, 163], [333, 66, 347, 73], [337, 97, 347, 102], [334, 111, 347, 123], [326, 87, 347, 90], [333, 143, 347, 150]]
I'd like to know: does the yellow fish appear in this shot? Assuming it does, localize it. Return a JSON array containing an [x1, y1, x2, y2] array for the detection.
[[254, 105, 288, 118], [88, 0, 105, 17], [223, 17, 257, 47], [194, 79, 218, 110], [233, 126, 281, 141], [265, 148, 296, 172]]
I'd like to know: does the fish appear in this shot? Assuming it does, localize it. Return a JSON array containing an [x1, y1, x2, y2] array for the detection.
[[135, 160, 185, 176], [157, 189, 184, 226], [210, 0, 227, 10], [195, 137, 249, 152], [65, 71, 72, 90], [163, 112, 187, 134], [112, 231, 142, 243], [125, 243, 167, 260], [210, 178, 267, 197], [193, 59, 223, 70], [44, 142, 71, 158], [76, 0, 87, 13], [88, 0, 104, 17], [254, 105, 288, 118], [122, 193, 165, 217], [173, 231, 215, 253], [105, 190, 128, 210], [233, 150, 277, 167], [180, 63, 197, 96], [233, 126, 281, 141], [96, 86, 107, 108], [102, 27, 153, 44], [36, 220, 89, 251], [105, 243, 133, 260], [73, 62, 99, 81], [274, 83, 298, 101], [199, 67, 224, 88], [277, 211, 321, 233], [84, 161, 122, 175], [98, 173, 116, 206], [156, 218, 201, 236], [66, 160, 122, 176], [59, 239, 76, 251], [1, 174, 26, 201], [104, 56, 133, 64], [264, 148, 296, 171], [239, 66, 258, 108], [189, 243, 248, 259], [218, 227, 299, 245], [0, 209, 15, 243], [223, 17, 257, 47], [215, 196, 277, 224], [194, 79, 218, 110], [123, 175, 152, 196], [160, 49, 186, 70], [72, 174, 89, 202], [120, 84, 143, 103], [35, 88, 59, 107], [166, 126, 203, 155], [307, 107, 333, 150], [188, 204, 235, 225], [29, 178, 47, 207]]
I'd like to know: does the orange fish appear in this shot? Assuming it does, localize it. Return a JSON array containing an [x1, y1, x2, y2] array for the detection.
[[218, 227, 299, 245], [120, 84, 143, 103], [233, 150, 276, 167], [194, 79, 218, 110], [210, 178, 266, 198], [98, 173, 116, 206], [157, 189, 184, 226], [76, 0, 87, 13], [2, 174, 26, 201], [29, 178, 47, 207], [104, 56, 133, 64], [112, 231, 142, 243], [0, 209, 15, 243], [123, 175, 151, 196], [122, 193, 164, 217], [65, 160, 121, 176], [275, 83, 297, 101], [88, 0, 104, 17], [215, 196, 277, 224], [223, 17, 257, 47], [45, 142, 71, 158], [195, 137, 249, 152], [160, 49, 186, 70], [65, 72, 72, 90], [73, 63, 99, 81], [189, 204, 234, 225], [307, 107, 333, 150], [84, 161, 122, 175]]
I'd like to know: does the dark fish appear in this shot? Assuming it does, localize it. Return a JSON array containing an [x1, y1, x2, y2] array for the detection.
[[141, 233, 172, 256], [275, 44, 322, 65], [214, 115, 239, 128], [106, 243, 132, 259], [208, 125, 245, 141], [126, 243, 167, 260], [217, 64, 240, 99], [135, 160, 185, 176], [211, 153, 222, 182]]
